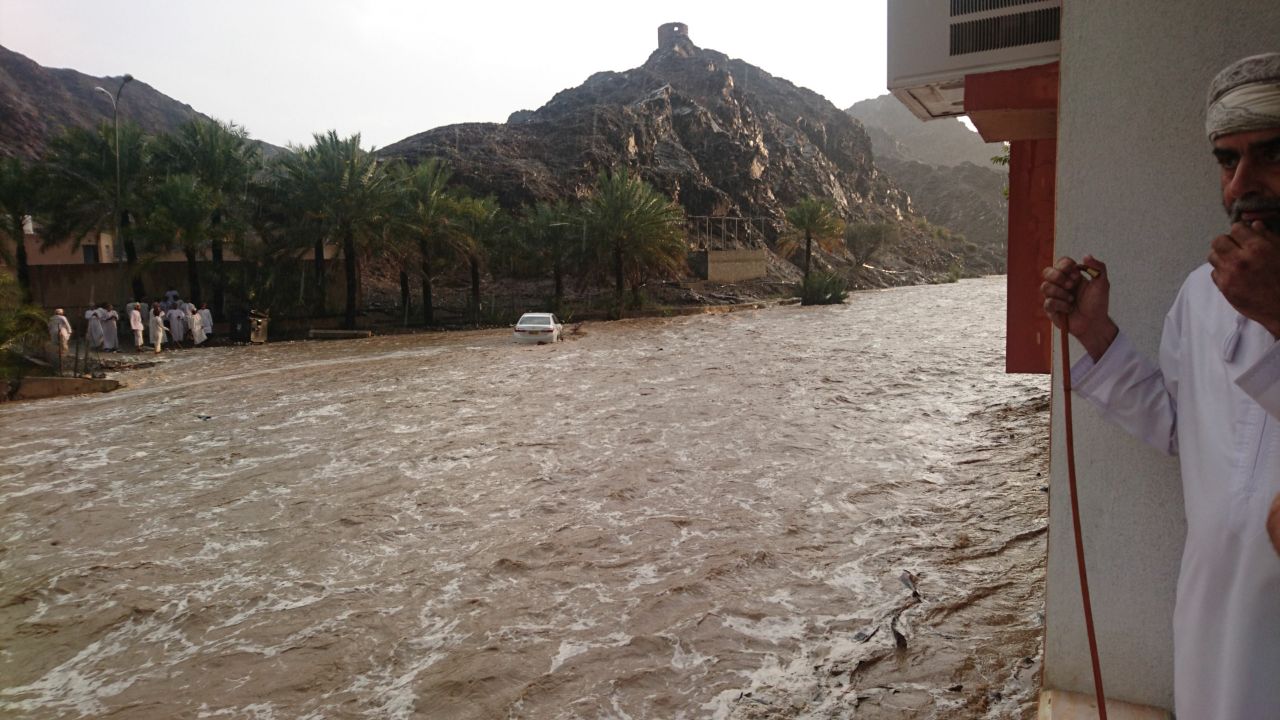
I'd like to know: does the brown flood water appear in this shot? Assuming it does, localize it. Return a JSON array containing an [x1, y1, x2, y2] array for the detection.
[[1, 276, 1049, 719]]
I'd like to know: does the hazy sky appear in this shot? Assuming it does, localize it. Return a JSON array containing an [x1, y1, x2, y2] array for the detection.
[[0, 0, 890, 149]]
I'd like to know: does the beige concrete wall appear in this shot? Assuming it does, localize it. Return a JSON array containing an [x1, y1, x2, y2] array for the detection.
[[1047, 1, 1280, 709], [689, 249, 767, 282], [23, 233, 260, 265], [25, 260, 348, 316], [23, 232, 114, 265]]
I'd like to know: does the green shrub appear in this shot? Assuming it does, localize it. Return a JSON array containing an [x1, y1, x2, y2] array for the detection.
[[799, 271, 848, 306], [0, 273, 47, 380], [843, 222, 898, 267], [944, 261, 964, 283]]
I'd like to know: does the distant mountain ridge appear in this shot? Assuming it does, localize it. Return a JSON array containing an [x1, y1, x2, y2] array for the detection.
[[848, 94, 1008, 258], [0, 44, 281, 160], [847, 94, 1004, 168]]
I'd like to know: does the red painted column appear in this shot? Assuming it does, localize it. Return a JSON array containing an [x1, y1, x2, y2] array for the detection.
[[1006, 139, 1057, 374], [965, 62, 1059, 374]]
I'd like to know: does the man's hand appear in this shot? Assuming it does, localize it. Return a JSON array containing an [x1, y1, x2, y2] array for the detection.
[[1041, 255, 1119, 361], [1209, 220, 1280, 338], [1269, 492, 1280, 557]]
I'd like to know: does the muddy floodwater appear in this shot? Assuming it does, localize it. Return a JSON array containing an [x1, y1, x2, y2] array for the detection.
[[1, 277, 1049, 719]]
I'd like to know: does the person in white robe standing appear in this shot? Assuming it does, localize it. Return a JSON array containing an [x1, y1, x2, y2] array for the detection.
[[48, 308, 72, 358], [187, 304, 207, 346], [148, 307, 167, 353], [198, 303, 213, 340], [166, 305, 186, 345], [85, 306, 104, 349], [101, 303, 119, 352], [1041, 54, 1280, 720], [128, 303, 144, 351]]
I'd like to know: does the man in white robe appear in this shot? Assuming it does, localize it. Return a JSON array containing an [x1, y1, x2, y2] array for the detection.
[[198, 303, 213, 339], [1041, 54, 1280, 720], [166, 305, 186, 344], [101, 303, 119, 352], [187, 304, 207, 346], [148, 307, 167, 353], [128, 303, 144, 351], [85, 306, 104, 349], [48, 308, 72, 357]]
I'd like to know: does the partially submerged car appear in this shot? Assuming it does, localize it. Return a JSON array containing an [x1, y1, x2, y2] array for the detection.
[[512, 312, 563, 344]]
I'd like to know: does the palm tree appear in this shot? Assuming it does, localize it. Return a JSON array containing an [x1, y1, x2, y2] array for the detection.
[[782, 197, 844, 285], [521, 200, 578, 313], [41, 122, 150, 298], [582, 168, 686, 316], [0, 272, 46, 379], [279, 132, 397, 328], [446, 195, 506, 325], [137, 174, 213, 305], [152, 119, 259, 319], [235, 167, 320, 317], [392, 157, 454, 325], [0, 157, 41, 301], [270, 150, 330, 316]]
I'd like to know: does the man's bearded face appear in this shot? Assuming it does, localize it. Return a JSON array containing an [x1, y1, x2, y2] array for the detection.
[[1214, 127, 1280, 233]]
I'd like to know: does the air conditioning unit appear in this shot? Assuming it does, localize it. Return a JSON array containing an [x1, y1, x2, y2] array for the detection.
[[888, 0, 1061, 121]]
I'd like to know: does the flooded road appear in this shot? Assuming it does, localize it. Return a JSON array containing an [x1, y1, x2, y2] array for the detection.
[[1, 276, 1049, 719]]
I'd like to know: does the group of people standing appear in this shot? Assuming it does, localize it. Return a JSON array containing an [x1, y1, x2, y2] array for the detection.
[[134, 293, 213, 353], [48, 289, 215, 357]]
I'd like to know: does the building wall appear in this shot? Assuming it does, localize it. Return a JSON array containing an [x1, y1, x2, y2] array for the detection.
[[1047, 0, 1280, 708], [687, 249, 768, 283], [25, 260, 349, 317], [22, 233, 256, 265], [23, 232, 114, 265]]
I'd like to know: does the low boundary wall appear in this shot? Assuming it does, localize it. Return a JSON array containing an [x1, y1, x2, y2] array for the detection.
[[688, 249, 767, 283]]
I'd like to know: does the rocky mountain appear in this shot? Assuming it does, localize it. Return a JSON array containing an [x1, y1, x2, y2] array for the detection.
[[382, 25, 1004, 283], [3, 32, 1007, 286], [0, 44, 280, 160], [848, 94, 1008, 261]]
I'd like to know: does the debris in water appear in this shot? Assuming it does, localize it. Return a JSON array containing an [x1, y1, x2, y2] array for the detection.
[[899, 570, 921, 599], [892, 623, 908, 649]]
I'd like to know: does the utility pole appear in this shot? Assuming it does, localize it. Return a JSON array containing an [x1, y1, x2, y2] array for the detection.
[[94, 74, 139, 298]]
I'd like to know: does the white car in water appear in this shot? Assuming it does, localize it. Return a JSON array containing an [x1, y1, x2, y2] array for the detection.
[[512, 312, 563, 344]]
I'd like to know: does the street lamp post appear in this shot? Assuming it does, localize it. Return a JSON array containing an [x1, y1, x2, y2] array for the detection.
[[93, 74, 138, 297]]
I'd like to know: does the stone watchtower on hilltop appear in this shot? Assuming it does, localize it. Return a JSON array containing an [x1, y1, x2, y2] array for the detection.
[[658, 22, 693, 52]]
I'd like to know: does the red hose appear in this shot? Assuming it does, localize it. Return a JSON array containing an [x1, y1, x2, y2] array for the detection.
[[1060, 319, 1108, 718]]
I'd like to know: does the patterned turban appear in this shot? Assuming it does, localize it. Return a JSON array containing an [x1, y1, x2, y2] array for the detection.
[[1206, 53, 1280, 140]]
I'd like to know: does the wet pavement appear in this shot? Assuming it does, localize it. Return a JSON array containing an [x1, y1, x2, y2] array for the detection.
[[0, 276, 1049, 719]]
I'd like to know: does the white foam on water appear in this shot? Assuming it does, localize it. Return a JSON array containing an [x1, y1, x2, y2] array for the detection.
[[761, 589, 797, 611], [719, 614, 807, 645], [625, 564, 659, 590], [668, 636, 713, 671], [548, 632, 631, 674], [196, 702, 282, 719], [0, 625, 140, 716], [608, 695, 638, 720], [191, 536, 269, 561], [344, 615, 465, 720], [819, 557, 879, 596]]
